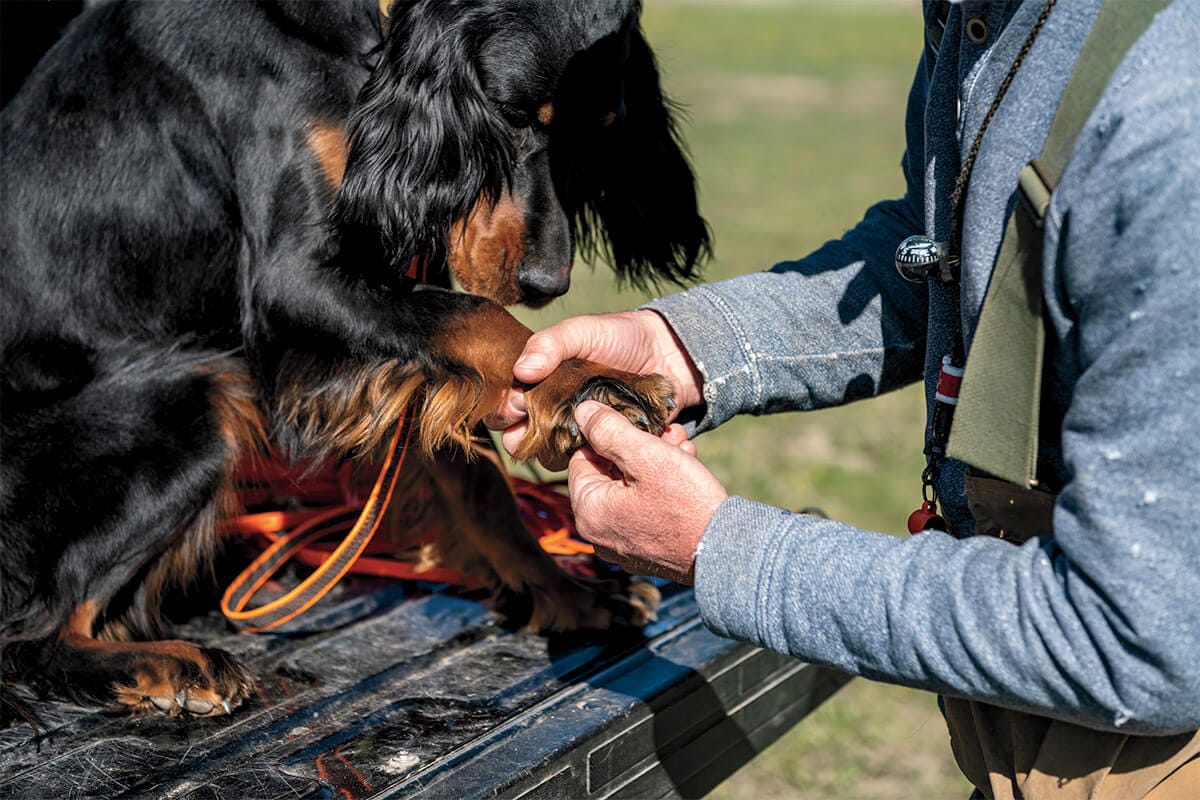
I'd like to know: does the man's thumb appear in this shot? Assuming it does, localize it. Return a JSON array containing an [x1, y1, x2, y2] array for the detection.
[[514, 332, 563, 383], [574, 401, 640, 471]]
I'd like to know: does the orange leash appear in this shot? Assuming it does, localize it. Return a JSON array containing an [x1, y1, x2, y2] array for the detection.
[[221, 424, 596, 631], [220, 419, 414, 632], [512, 479, 595, 556]]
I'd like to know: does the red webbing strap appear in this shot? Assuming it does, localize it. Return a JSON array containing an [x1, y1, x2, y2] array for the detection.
[[221, 434, 599, 631], [220, 419, 413, 632]]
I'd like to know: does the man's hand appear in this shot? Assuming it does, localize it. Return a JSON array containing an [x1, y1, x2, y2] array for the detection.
[[486, 310, 704, 457], [568, 401, 727, 585]]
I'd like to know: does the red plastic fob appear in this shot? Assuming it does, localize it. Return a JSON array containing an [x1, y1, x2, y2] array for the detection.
[[907, 501, 948, 534]]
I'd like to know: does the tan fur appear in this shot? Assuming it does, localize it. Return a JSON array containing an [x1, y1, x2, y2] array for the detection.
[[277, 359, 425, 460], [274, 356, 489, 463], [205, 365, 270, 458], [276, 305, 530, 464], [62, 599, 101, 639], [447, 193, 527, 305], [308, 121, 349, 189]]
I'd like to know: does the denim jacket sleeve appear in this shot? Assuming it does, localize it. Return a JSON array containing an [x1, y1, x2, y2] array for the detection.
[[676, 4, 1200, 736], [642, 59, 932, 434]]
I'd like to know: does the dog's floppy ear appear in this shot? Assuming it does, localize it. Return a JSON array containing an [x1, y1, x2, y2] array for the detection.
[[333, 3, 512, 275], [557, 21, 711, 291]]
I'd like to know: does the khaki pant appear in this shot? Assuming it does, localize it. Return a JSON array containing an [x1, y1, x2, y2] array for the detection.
[[948, 475, 1200, 799], [943, 698, 1200, 800]]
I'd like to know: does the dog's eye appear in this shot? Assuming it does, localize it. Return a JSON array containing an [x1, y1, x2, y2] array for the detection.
[[494, 101, 532, 128]]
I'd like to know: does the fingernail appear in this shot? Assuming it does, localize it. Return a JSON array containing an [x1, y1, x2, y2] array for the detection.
[[515, 353, 546, 372]]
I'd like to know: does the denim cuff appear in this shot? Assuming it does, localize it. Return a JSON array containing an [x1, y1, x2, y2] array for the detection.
[[643, 286, 763, 433]]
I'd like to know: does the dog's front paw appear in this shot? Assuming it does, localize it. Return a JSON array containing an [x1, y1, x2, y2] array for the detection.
[[515, 360, 675, 469], [561, 372, 675, 452]]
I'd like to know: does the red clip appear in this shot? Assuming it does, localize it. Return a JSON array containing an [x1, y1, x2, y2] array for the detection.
[[907, 501, 948, 534]]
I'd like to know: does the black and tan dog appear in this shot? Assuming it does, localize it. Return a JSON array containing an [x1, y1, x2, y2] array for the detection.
[[0, 0, 708, 719]]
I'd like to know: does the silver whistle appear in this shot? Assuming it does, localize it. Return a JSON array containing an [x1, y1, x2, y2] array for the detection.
[[895, 235, 951, 283]]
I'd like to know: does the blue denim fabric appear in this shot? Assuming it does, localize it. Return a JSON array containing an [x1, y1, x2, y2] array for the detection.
[[645, 0, 1200, 734]]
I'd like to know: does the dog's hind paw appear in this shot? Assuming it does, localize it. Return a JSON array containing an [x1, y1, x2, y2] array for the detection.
[[623, 581, 662, 626], [517, 575, 662, 634], [112, 644, 254, 718]]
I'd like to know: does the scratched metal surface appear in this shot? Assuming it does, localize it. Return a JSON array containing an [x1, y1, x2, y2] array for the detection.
[[0, 579, 847, 800]]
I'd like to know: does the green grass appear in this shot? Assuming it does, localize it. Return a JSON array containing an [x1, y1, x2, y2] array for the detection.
[[515, 1, 971, 796]]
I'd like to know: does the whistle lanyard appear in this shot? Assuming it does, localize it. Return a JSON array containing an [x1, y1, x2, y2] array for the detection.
[[897, 0, 1059, 534]]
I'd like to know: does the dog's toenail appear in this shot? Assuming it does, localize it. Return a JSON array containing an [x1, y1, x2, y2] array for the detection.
[[666, 398, 677, 410], [175, 690, 187, 708], [637, 414, 650, 427], [185, 697, 214, 714], [567, 419, 579, 438], [221, 699, 233, 715]]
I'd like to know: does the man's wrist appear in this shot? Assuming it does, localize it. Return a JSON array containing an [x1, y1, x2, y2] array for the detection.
[[640, 309, 704, 412]]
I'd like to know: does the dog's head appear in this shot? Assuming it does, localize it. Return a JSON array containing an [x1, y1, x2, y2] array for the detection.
[[334, 0, 710, 306]]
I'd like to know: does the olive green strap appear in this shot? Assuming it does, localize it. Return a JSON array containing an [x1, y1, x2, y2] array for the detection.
[[948, 180, 1046, 486], [947, 0, 1170, 487]]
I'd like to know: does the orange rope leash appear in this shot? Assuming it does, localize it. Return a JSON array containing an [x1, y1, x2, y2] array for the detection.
[[221, 426, 594, 631], [220, 419, 414, 632]]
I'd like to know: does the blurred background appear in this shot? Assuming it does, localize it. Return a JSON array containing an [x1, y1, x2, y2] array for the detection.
[[514, 1, 972, 797]]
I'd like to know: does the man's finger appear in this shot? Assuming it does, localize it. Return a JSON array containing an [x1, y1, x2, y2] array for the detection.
[[573, 401, 654, 477], [515, 315, 612, 383], [660, 423, 689, 448]]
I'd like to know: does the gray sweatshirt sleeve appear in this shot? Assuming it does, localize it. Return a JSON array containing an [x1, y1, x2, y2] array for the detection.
[[688, 29, 1200, 735]]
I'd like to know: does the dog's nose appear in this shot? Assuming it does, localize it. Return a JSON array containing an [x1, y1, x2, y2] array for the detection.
[[517, 263, 571, 304]]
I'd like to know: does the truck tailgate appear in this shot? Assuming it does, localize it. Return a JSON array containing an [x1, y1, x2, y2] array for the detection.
[[0, 583, 847, 799]]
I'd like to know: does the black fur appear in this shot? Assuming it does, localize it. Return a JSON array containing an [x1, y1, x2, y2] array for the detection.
[[0, 0, 707, 716]]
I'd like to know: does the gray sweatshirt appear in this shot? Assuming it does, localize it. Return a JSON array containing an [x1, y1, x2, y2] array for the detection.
[[646, 0, 1200, 735]]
